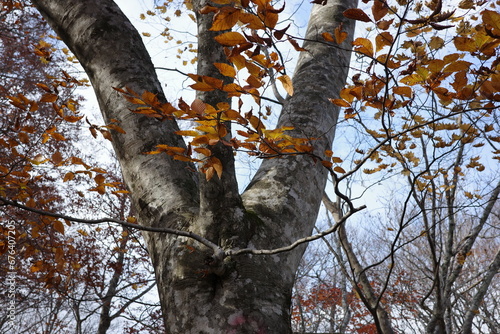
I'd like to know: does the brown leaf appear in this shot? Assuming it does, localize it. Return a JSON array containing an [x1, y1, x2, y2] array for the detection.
[[343, 8, 372, 23], [372, 0, 388, 21], [53, 220, 65, 235]]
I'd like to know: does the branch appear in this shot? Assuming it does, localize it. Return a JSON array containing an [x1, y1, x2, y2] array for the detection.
[[262, 45, 286, 104], [227, 204, 366, 257], [0, 196, 222, 256]]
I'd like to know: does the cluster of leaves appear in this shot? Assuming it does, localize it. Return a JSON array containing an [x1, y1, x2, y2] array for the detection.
[[0, 3, 161, 333], [327, 0, 500, 199], [116, 86, 318, 180], [119, 0, 357, 180]]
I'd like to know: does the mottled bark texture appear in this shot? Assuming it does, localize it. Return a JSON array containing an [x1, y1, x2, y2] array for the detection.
[[32, 0, 357, 332]]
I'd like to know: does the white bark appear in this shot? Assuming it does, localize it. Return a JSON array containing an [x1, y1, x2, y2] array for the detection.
[[32, 0, 358, 332]]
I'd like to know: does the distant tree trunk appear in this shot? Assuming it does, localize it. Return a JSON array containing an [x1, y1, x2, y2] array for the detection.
[[32, 0, 357, 332]]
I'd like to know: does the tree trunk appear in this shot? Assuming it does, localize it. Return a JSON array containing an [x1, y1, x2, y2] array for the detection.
[[32, 0, 357, 332]]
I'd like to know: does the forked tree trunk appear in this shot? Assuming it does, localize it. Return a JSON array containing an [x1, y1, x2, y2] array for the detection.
[[32, 0, 357, 332]]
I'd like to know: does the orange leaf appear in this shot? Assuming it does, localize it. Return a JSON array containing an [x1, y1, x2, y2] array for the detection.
[[205, 166, 215, 181], [343, 8, 372, 23], [328, 98, 351, 108], [214, 31, 247, 46], [194, 147, 212, 157], [94, 174, 105, 184], [51, 151, 64, 165], [353, 37, 374, 57], [211, 157, 223, 179], [322, 32, 335, 42], [210, 6, 240, 31], [334, 166, 346, 173], [214, 63, 236, 78], [321, 160, 333, 168], [238, 12, 265, 30], [30, 260, 44, 272], [289, 38, 307, 52], [335, 25, 348, 44], [63, 172, 75, 182]]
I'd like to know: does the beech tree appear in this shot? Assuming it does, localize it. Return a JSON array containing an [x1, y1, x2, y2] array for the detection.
[[2, 0, 499, 333], [15, 0, 358, 332]]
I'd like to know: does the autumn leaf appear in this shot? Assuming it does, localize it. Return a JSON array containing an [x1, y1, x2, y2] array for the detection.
[[215, 31, 247, 46], [322, 32, 335, 42], [40, 93, 58, 103], [277, 75, 294, 96], [214, 63, 236, 78], [443, 60, 472, 73], [210, 6, 240, 31], [393, 86, 412, 98], [343, 8, 372, 23], [334, 166, 346, 173], [334, 24, 348, 44], [482, 10, 500, 32], [353, 37, 374, 57], [372, 0, 388, 22], [53, 220, 65, 235], [288, 38, 307, 51], [329, 98, 351, 108], [375, 32, 393, 52]]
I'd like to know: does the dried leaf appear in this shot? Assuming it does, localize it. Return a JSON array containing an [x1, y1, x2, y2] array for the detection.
[[343, 8, 372, 22]]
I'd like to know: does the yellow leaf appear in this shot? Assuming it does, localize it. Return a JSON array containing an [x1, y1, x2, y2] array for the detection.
[[454, 36, 476, 52], [277, 75, 294, 96], [176, 130, 200, 137]]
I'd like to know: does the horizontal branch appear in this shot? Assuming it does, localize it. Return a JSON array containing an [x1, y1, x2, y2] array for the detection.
[[227, 204, 366, 257], [1, 195, 365, 260], [0, 195, 222, 255]]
